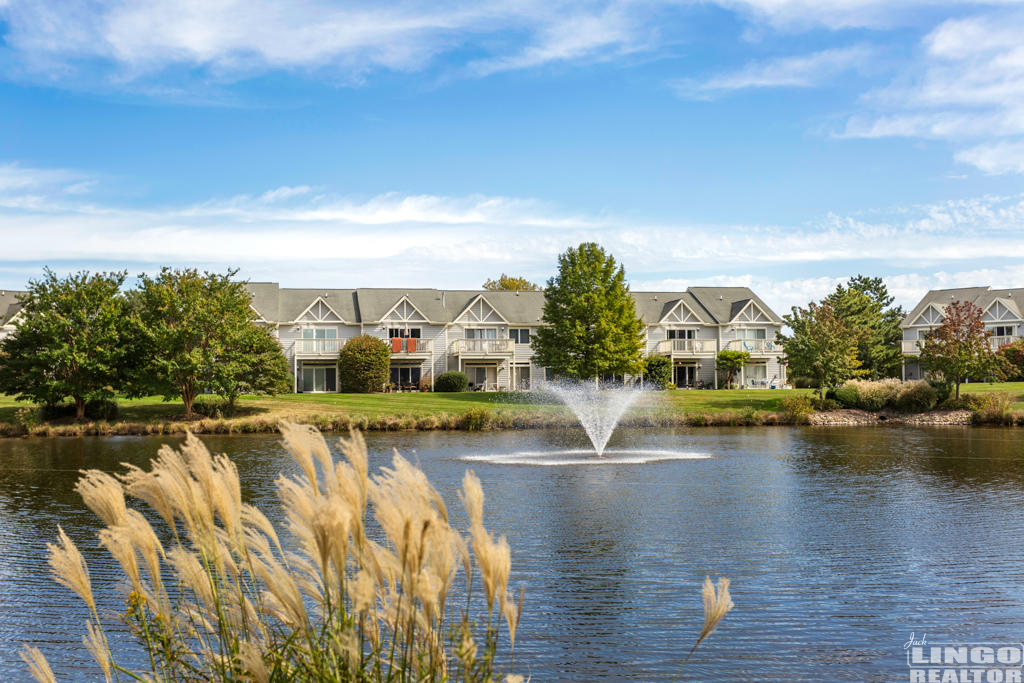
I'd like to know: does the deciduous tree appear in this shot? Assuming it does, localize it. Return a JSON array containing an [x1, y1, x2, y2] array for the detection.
[[919, 299, 1003, 399], [131, 268, 265, 418], [715, 350, 749, 389], [531, 243, 645, 381], [0, 269, 134, 420], [482, 274, 541, 291], [210, 324, 291, 410], [778, 300, 864, 398]]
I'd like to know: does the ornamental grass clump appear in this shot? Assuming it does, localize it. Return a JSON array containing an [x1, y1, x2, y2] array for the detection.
[[23, 423, 521, 682]]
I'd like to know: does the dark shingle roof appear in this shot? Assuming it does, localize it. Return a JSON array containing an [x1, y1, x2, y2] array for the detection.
[[901, 286, 1024, 326], [0, 290, 27, 326]]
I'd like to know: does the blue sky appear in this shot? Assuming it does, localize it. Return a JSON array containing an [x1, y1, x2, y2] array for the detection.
[[1, 0, 1023, 314]]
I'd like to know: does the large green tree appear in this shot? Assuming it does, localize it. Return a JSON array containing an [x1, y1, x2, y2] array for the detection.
[[531, 243, 645, 381], [778, 300, 864, 397], [131, 268, 273, 418], [209, 323, 291, 411], [0, 269, 135, 419], [919, 299, 1003, 399], [824, 275, 904, 379], [482, 274, 541, 291]]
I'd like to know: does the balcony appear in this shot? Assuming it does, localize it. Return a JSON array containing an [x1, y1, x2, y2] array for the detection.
[[655, 339, 712, 355], [293, 338, 343, 357], [451, 338, 514, 357], [902, 340, 922, 354], [390, 337, 432, 356], [724, 339, 779, 354], [990, 335, 1019, 350]]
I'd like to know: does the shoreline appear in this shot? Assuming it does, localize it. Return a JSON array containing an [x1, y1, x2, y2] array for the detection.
[[0, 407, 994, 438]]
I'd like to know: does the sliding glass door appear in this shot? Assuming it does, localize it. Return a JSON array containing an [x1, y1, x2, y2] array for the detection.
[[300, 366, 337, 392]]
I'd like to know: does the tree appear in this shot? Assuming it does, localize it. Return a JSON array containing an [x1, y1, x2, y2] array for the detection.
[[715, 350, 749, 389], [338, 335, 391, 393], [482, 274, 541, 291], [209, 324, 291, 411], [530, 243, 645, 381], [0, 269, 134, 420], [824, 275, 904, 379], [997, 340, 1024, 381], [644, 355, 673, 389], [918, 300, 1003, 399], [778, 300, 864, 398], [131, 268, 265, 418]]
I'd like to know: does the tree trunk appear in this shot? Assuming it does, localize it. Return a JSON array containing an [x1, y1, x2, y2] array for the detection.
[[182, 386, 196, 419], [74, 397, 86, 421], [955, 378, 962, 400]]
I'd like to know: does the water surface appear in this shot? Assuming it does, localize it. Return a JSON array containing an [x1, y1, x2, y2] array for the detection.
[[3, 426, 1024, 680]]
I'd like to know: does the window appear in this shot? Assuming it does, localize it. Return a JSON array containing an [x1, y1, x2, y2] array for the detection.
[[301, 366, 336, 392], [388, 328, 421, 339], [745, 363, 767, 386], [465, 328, 497, 340], [992, 326, 1014, 337], [667, 329, 696, 340], [301, 327, 337, 352], [736, 328, 766, 340], [509, 328, 530, 344], [389, 365, 421, 387]]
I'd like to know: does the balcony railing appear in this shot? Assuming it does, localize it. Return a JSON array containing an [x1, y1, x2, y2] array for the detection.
[[990, 335, 1019, 350], [390, 337, 430, 354], [451, 338, 515, 355], [905, 336, 1019, 355], [655, 339, 709, 354], [293, 338, 343, 355], [725, 338, 778, 354]]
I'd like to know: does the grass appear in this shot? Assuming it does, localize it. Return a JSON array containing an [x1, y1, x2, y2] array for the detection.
[[4, 382, 1024, 436]]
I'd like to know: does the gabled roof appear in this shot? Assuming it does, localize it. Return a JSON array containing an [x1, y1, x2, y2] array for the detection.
[[0, 290, 27, 326], [900, 286, 1024, 326], [688, 287, 784, 324], [455, 294, 509, 324], [381, 295, 429, 323], [296, 296, 346, 323]]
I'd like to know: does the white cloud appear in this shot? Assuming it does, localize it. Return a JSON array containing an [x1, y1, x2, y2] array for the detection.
[[954, 140, 1024, 174], [4, 162, 1024, 314], [0, 0, 667, 89], [836, 10, 1024, 172], [675, 45, 876, 99]]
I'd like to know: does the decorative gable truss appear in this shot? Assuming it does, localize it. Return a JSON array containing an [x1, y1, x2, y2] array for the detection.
[[910, 305, 944, 327], [983, 299, 1021, 323], [297, 297, 344, 323], [383, 297, 428, 323], [732, 300, 772, 324], [457, 296, 507, 325], [661, 300, 702, 324]]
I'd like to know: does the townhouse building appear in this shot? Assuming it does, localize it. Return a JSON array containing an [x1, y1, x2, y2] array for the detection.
[[901, 286, 1024, 380], [245, 283, 788, 392], [0, 290, 25, 342]]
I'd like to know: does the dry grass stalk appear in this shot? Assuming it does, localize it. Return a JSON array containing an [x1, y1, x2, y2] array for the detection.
[[26, 423, 522, 682]]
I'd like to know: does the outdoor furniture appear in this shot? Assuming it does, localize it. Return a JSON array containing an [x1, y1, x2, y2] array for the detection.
[[391, 337, 402, 353], [407, 337, 417, 353]]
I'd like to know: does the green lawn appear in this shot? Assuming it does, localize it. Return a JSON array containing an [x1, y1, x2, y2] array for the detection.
[[4, 382, 1024, 429]]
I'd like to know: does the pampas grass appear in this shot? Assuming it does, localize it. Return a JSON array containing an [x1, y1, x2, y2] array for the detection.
[[24, 423, 523, 682]]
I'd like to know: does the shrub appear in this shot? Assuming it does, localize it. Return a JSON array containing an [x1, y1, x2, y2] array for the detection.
[[29, 425, 522, 682], [459, 407, 492, 431], [14, 406, 40, 431], [791, 376, 819, 389], [435, 371, 469, 393], [40, 399, 119, 421], [644, 356, 673, 389], [338, 335, 391, 393], [895, 381, 938, 412], [854, 378, 901, 411], [971, 391, 1016, 424], [811, 397, 841, 411], [780, 395, 815, 420], [928, 377, 953, 405], [834, 384, 859, 408]]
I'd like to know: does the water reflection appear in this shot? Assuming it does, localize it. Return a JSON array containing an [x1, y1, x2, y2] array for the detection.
[[2, 426, 1024, 680]]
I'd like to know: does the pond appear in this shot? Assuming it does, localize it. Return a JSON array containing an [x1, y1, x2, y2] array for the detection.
[[3, 426, 1024, 680]]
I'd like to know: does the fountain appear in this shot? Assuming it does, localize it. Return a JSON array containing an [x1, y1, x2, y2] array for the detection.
[[544, 380, 644, 456]]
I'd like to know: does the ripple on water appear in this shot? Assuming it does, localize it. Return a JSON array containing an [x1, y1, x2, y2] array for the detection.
[[457, 449, 712, 466]]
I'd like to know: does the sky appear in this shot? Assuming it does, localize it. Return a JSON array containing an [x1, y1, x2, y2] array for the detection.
[[1, 0, 1024, 315]]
